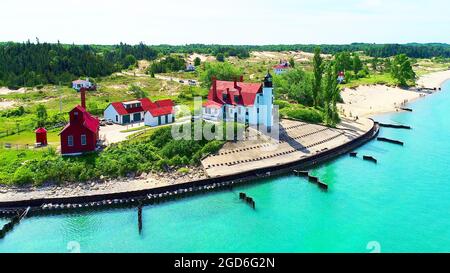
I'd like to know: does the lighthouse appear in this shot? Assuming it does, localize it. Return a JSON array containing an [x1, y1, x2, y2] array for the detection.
[[262, 72, 274, 133]]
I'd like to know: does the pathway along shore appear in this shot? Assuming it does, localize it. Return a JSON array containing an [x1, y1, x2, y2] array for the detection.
[[0, 118, 379, 214]]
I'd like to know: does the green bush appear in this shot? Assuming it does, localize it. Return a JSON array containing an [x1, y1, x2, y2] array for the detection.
[[12, 166, 34, 185], [280, 105, 324, 124], [274, 100, 291, 109]]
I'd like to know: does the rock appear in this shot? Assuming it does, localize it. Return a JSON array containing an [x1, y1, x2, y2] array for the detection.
[[90, 182, 95, 187]]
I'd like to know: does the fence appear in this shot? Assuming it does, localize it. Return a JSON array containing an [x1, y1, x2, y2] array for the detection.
[[0, 142, 55, 151]]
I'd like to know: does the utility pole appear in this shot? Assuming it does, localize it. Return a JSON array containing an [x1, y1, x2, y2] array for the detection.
[[59, 82, 62, 113]]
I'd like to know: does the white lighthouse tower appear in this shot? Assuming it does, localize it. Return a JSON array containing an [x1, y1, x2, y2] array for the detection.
[[262, 72, 274, 133]]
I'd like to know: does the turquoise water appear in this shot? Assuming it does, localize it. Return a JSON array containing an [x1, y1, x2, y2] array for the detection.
[[1, 81, 450, 253]]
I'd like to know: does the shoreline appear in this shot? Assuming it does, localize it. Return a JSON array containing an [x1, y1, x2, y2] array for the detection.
[[338, 70, 450, 118], [1, 70, 449, 211], [0, 120, 379, 213]]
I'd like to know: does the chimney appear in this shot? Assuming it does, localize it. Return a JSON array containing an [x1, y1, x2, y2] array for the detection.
[[80, 87, 86, 109], [239, 75, 244, 82]]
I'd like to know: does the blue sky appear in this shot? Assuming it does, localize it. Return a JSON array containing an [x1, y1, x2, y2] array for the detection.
[[1, 0, 449, 45]]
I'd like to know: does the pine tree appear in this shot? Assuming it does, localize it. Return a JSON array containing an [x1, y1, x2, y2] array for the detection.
[[312, 47, 324, 107]]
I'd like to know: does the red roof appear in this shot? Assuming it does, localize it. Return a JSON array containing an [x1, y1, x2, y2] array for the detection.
[[204, 80, 262, 108], [110, 98, 174, 117], [72, 79, 90, 84], [35, 127, 47, 133], [273, 64, 290, 69], [60, 105, 99, 135]]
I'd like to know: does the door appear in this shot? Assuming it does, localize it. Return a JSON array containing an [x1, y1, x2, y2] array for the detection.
[[123, 115, 130, 124], [158, 116, 161, 125], [165, 115, 168, 124], [133, 112, 141, 122]]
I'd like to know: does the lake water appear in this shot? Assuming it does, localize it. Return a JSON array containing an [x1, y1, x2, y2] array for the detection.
[[1, 81, 449, 253]]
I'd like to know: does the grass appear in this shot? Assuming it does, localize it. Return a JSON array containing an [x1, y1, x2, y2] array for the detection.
[[342, 73, 397, 88], [120, 125, 147, 133], [0, 128, 61, 146]]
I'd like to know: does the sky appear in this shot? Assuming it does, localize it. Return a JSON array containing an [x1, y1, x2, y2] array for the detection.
[[1, 0, 449, 45]]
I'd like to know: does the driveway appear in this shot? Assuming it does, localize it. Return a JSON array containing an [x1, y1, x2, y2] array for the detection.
[[99, 123, 146, 145]]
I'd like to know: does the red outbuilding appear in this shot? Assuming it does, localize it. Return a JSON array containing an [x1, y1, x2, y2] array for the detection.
[[35, 127, 48, 146], [60, 88, 100, 155]]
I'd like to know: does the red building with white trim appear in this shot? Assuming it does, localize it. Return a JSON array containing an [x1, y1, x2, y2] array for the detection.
[[103, 98, 175, 127], [60, 89, 100, 155]]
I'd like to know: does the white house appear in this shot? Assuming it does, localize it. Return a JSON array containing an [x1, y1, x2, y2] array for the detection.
[[144, 99, 175, 127], [72, 79, 95, 91], [273, 60, 291, 75], [202, 74, 274, 132], [186, 63, 196, 72], [104, 98, 175, 126]]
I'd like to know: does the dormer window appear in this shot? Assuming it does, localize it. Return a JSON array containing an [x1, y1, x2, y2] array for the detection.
[[74, 111, 78, 119], [222, 94, 228, 101], [234, 95, 240, 104]]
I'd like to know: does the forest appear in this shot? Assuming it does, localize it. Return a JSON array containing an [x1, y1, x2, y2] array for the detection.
[[1, 41, 449, 88]]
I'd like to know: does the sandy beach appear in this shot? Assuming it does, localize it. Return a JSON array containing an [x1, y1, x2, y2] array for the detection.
[[339, 70, 450, 118], [416, 70, 450, 88]]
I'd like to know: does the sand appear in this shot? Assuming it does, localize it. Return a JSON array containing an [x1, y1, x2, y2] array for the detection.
[[416, 70, 450, 88], [339, 70, 450, 118], [0, 100, 16, 110], [0, 87, 26, 95]]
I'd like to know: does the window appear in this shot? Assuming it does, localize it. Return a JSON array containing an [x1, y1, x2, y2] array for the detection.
[[234, 95, 239, 103], [115, 115, 118, 122], [238, 107, 241, 115], [73, 111, 78, 120], [68, 135, 74, 147], [222, 94, 228, 100], [81, 135, 87, 146]]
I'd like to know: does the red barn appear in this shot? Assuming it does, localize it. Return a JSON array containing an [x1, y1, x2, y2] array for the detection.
[[60, 88, 99, 155]]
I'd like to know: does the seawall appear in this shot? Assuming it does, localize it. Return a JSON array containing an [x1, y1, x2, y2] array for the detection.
[[0, 120, 379, 215]]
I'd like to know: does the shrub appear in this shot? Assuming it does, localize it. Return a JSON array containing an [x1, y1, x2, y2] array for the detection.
[[274, 100, 290, 109], [280, 105, 324, 123], [12, 166, 34, 185]]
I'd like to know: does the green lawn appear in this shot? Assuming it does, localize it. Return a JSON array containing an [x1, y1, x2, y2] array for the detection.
[[0, 128, 61, 146], [342, 73, 398, 88]]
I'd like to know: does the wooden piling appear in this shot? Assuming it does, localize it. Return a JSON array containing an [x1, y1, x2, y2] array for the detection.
[[138, 205, 143, 234], [363, 155, 378, 164], [377, 137, 404, 146]]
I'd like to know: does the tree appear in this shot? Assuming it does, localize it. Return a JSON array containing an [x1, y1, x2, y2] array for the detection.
[[312, 47, 324, 107], [370, 57, 379, 72], [334, 51, 352, 73], [36, 104, 48, 127], [390, 54, 416, 86], [200, 62, 243, 88], [216, 53, 225, 62], [289, 57, 295, 68], [194, 57, 201, 66], [323, 63, 341, 126], [274, 68, 314, 106], [129, 84, 147, 99], [352, 54, 363, 75]]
